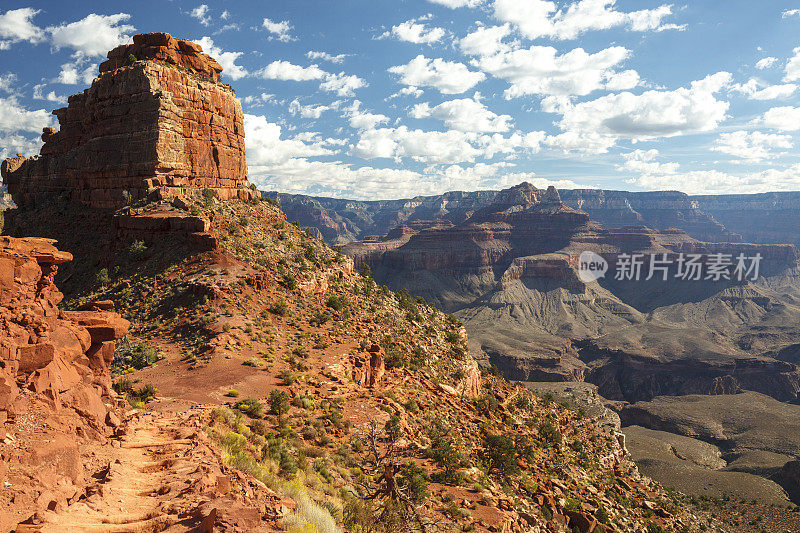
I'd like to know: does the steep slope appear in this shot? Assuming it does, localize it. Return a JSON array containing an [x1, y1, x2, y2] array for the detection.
[[2, 194, 706, 532]]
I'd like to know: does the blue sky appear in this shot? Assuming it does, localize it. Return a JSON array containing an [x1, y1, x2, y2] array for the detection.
[[1, 1, 800, 199]]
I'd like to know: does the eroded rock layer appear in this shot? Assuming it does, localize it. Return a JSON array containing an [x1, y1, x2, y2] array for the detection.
[[0, 236, 129, 529], [1, 32, 256, 209]]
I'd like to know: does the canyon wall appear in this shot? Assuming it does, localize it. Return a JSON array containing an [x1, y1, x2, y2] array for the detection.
[[269, 188, 800, 247], [1, 32, 256, 210]]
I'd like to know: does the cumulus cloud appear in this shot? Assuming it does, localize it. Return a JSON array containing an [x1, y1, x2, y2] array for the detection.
[[289, 99, 331, 119], [351, 125, 543, 164], [242, 93, 276, 107], [427, 0, 483, 7], [732, 78, 797, 100], [548, 72, 732, 153], [190, 4, 211, 26], [319, 72, 367, 96], [784, 47, 800, 82], [343, 100, 389, 130], [383, 19, 446, 44], [493, 0, 682, 41], [409, 95, 513, 132], [56, 56, 96, 85], [306, 51, 349, 63], [619, 149, 800, 194], [712, 130, 792, 161], [458, 24, 514, 56], [256, 60, 327, 81], [32, 84, 66, 104], [467, 43, 637, 98], [262, 18, 294, 42], [196, 37, 248, 80], [754, 105, 800, 131], [755, 57, 777, 70], [47, 13, 134, 57], [0, 96, 54, 158], [255, 60, 367, 97], [389, 55, 485, 94], [782, 9, 800, 18], [0, 7, 44, 49]]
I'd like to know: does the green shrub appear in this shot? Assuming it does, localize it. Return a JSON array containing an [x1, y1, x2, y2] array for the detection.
[[226, 389, 240, 397], [326, 295, 346, 311], [96, 268, 110, 286], [126, 240, 148, 261], [269, 390, 290, 419], [268, 300, 289, 316], [278, 369, 298, 385], [234, 398, 264, 418], [538, 420, 562, 446], [482, 434, 520, 477]]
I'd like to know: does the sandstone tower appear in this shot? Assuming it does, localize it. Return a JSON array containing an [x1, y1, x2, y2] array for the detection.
[[1, 32, 257, 209]]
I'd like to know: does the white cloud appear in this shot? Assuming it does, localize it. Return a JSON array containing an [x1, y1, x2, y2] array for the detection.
[[245, 114, 339, 164], [47, 13, 134, 57], [549, 72, 732, 153], [492, 0, 681, 41], [319, 72, 367, 96], [782, 9, 800, 18], [468, 44, 636, 98], [755, 57, 777, 70], [190, 4, 211, 26], [754, 106, 800, 131], [388, 55, 485, 94], [256, 60, 366, 97], [409, 95, 513, 132], [619, 149, 800, 194], [459, 24, 513, 56], [351, 125, 543, 164], [195, 37, 248, 80], [343, 100, 389, 130], [221, 10, 230, 20], [0, 95, 53, 158], [262, 18, 294, 42], [784, 47, 800, 82], [0, 96, 53, 132], [56, 56, 96, 85], [32, 84, 66, 104], [242, 93, 276, 107], [388, 86, 424, 99], [256, 60, 327, 81], [712, 130, 792, 161], [306, 51, 348, 63], [0, 7, 43, 48], [385, 20, 446, 44], [289, 99, 331, 119], [427, 0, 483, 8], [733, 78, 797, 100], [0, 72, 17, 93]]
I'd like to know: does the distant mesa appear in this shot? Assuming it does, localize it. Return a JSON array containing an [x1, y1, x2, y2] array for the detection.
[[1, 32, 257, 210]]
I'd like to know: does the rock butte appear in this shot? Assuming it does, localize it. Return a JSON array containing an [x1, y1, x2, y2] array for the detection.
[[1, 32, 257, 210]]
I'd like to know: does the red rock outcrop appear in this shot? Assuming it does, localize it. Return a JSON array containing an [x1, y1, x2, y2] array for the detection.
[[0, 236, 129, 529], [1, 32, 256, 210]]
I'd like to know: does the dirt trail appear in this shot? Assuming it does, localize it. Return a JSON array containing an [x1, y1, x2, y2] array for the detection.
[[19, 400, 281, 533]]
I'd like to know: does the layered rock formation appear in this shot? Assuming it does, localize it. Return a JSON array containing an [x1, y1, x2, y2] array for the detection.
[[269, 187, 800, 248], [692, 191, 800, 246], [1, 32, 256, 209], [343, 183, 800, 404], [0, 237, 129, 528]]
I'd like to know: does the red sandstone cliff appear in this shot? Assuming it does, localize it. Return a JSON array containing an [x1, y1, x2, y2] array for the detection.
[[1, 32, 256, 210]]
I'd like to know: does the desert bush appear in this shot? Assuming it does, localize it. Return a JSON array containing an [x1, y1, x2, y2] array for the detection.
[[234, 398, 264, 418]]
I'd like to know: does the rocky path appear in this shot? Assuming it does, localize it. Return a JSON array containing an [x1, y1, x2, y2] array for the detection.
[[20, 400, 282, 533]]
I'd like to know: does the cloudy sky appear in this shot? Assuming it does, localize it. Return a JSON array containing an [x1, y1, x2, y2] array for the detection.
[[2, 1, 800, 199]]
